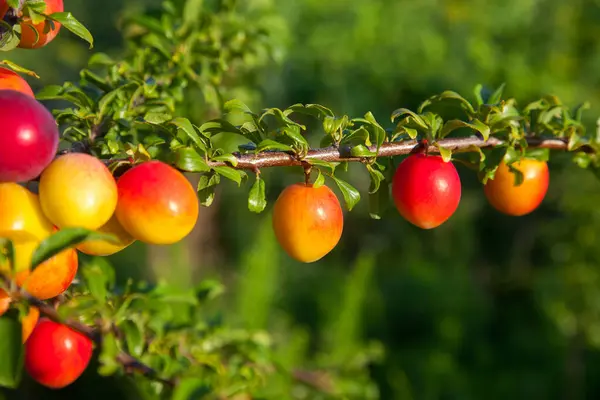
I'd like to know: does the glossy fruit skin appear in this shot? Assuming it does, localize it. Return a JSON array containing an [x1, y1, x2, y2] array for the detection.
[[18, 0, 64, 49], [391, 154, 462, 229], [0, 183, 54, 242], [0, 68, 34, 97], [484, 159, 549, 216], [0, 290, 39, 342], [39, 153, 118, 230], [115, 161, 199, 245], [0, 240, 78, 300], [272, 183, 344, 263], [0, 90, 59, 183], [25, 319, 93, 389], [76, 214, 135, 256]]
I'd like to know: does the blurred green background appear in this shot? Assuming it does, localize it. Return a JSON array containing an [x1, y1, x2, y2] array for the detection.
[[6, 0, 600, 399]]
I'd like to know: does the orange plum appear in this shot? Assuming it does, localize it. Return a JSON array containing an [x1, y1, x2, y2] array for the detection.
[[39, 153, 118, 230], [272, 183, 344, 263], [0, 240, 78, 300], [0, 68, 34, 97], [484, 159, 549, 216], [115, 161, 199, 245], [76, 214, 135, 256]]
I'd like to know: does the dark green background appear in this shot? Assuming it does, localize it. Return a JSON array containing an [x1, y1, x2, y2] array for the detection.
[[5, 0, 600, 399]]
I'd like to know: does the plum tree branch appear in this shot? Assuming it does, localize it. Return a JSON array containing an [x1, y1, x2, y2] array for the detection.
[[0, 275, 176, 387], [201, 135, 591, 170]]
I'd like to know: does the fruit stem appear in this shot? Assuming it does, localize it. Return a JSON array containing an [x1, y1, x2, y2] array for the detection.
[[303, 163, 312, 186]]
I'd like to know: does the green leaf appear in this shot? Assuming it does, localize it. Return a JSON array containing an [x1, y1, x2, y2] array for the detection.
[[350, 144, 377, 158], [0, 26, 22, 52], [0, 311, 23, 389], [437, 145, 452, 162], [418, 91, 476, 115], [390, 108, 427, 129], [172, 378, 211, 400], [121, 320, 144, 358], [260, 107, 305, 130], [80, 258, 115, 303], [47, 12, 94, 48], [183, 0, 204, 25], [286, 103, 335, 119], [212, 166, 246, 186], [98, 332, 119, 376], [248, 175, 267, 213], [0, 60, 39, 78], [224, 99, 253, 114], [256, 139, 294, 153], [307, 159, 339, 172], [282, 125, 309, 150], [211, 153, 239, 167], [525, 148, 550, 162], [197, 172, 220, 207], [144, 111, 172, 125], [440, 119, 490, 140], [31, 228, 116, 269], [367, 165, 385, 194], [330, 175, 360, 211], [170, 118, 207, 152], [473, 84, 484, 107], [363, 111, 386, 150], [313, 169, 325, 188], [88, 53, 115, 66], [487, 83, 506, 105], [173, 147, 210, 172]]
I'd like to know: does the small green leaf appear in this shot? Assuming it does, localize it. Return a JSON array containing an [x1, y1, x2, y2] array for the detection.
[[98, 333, 119, 376], [437, 145, 452, 162], [144, 111, 172, 125], [418, 90, 476, 115], [282, 125, 309, 150], [170, 118, 207, 152], [367, 165, 385, 194], [121, 320, 144, 358], [329, 175, 360, 211], [390, 108, 428, 129], [525, 148, 550, 162], [88, 53, 115, 66], [173, 147, 210, 172], [47, 12, 94, 48], [224, 99, 253, 114], [286, 103, 335, 119], [0, 60, 39, 79], [211, 153, 239, 167], [212, 166, 246, 186], [0, 311, 23, 389], [256, 139, 294, 153], [307, 159, 339, 172], [248, 175, 266, 213], [172, 378, 211, 400], [440, 119, 490, 140], [31, 228, 116, 269], [350, 145, 377, 157], [487, 83, 506, 105], [80, 258, 115, 302], [197, 172, 220, 207], [313, 169, 325, 188]]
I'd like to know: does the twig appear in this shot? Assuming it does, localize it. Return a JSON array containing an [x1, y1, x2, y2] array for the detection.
[[1, 275, 176, 387], [201, 135, 591, 170]]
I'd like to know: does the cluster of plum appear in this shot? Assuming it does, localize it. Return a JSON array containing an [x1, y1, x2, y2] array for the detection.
[[272, 143, 549, 264], [0, 71, 200, 388]]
